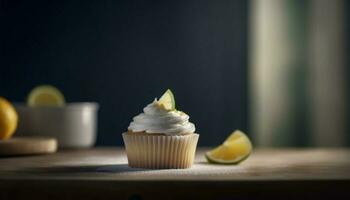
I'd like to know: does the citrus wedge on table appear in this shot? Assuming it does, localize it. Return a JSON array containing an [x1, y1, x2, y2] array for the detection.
[[157, 89, 175, 110], [205, 130, 253, 164], [27, 85, 65, 107], [0, 97, 18, 140]]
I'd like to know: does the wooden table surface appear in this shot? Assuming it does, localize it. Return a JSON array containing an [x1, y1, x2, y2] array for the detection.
[[0, 147, 349, 199]]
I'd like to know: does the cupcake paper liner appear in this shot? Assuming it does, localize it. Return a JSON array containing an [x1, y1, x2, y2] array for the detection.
[[122, 133, 199, 169]]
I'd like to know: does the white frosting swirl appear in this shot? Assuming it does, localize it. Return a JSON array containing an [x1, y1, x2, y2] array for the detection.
[[128, 99, 196, 135]]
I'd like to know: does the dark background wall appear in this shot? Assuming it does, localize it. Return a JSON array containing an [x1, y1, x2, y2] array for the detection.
[[0, 0, 248, 146], [347, 1, 350, 145]]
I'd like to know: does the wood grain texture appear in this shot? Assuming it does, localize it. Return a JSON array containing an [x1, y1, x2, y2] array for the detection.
[[0, 137, 57, 156], [0, 148, 349, 199]]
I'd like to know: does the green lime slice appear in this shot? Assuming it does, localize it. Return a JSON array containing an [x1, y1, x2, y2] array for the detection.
[[158, 89, 175, 110], [27, 85, 65, 107]]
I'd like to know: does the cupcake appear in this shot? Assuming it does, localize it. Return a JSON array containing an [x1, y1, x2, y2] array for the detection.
[[122, 89, 199, 169]]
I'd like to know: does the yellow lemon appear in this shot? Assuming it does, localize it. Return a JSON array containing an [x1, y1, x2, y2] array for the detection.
[[205, 130, 253, 164], [0, 97, 18, 140]]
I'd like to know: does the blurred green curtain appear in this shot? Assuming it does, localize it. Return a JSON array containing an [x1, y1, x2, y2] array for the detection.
[[249, 0, 347, 147]]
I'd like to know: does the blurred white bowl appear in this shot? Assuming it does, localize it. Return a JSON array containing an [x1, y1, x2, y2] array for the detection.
[[14, 103, 99, 148]]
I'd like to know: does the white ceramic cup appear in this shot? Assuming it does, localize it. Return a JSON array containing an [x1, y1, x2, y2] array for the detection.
[[14, 103, 99, 148]]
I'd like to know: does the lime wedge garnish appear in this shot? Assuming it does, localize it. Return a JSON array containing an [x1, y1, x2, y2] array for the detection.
[[205, 130, 253, 164], [157, 89, 175, 110], [27, 85, 65, 107]]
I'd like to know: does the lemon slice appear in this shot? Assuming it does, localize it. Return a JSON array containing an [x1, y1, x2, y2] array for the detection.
[[157, 89, 175, 110], [27, 85, 65, 107], [205, 130, 253, 164]]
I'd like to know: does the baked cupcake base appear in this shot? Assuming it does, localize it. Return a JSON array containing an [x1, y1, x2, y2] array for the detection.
[[122, 132, 199, 169]]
